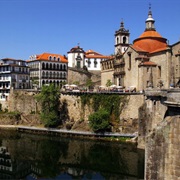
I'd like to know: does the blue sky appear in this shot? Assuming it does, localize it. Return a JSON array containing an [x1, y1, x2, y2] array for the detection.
[[0, 0, 180, 60]]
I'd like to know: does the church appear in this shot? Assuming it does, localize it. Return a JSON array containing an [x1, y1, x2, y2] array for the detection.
[[101, 6, 180, 91]]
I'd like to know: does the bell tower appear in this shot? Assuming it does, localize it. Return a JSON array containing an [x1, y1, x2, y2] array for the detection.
[[114, 20, 130, 55]]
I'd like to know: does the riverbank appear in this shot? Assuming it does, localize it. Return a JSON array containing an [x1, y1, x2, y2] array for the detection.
[[0, 125, 137, 143]]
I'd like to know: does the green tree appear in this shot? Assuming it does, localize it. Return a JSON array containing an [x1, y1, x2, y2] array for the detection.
[[89, 108, 110, 132], [35, 84, 60, 127], [73, 81, 80, 86], [106, 79, 113, 88]]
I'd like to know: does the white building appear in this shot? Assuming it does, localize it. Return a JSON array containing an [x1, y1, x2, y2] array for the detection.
[[67, 46, 85, 69], [27, 52, 68, 88], [68, 46, 111, 71], [0, 58, 30, 101], [84, 50, 111, 71]]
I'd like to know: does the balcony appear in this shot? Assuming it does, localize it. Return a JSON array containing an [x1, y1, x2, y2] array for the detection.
[[113, 71, 125, 76], [0, 86, 10, 90], [0, 79, 10, 82]]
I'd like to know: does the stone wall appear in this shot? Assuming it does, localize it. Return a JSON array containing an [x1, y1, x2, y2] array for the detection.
[[140, 91, 180, 180], [8, 89, 40, 114], [101, 70, 114, 86], [68, 68, 91, 85], [60, 94, 144, 133], [119, 94, 145, 133], [145, 115, 180, 180], [2, 90, 145, 133], [138, 96, 167, 149]]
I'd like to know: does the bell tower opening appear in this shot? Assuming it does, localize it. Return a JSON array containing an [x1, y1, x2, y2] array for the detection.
[[114, 20, 130, 54]]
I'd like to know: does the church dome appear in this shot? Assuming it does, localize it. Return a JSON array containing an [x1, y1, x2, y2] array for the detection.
[[133, 6, 168, 53], [133, 30, 167, 53]]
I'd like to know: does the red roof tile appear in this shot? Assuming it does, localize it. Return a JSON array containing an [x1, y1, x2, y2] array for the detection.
[[27, 52, 68, 63], [133, 30, 168, 53]]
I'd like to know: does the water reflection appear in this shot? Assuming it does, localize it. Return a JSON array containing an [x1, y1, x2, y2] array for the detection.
[[0, 130, 144, 179]]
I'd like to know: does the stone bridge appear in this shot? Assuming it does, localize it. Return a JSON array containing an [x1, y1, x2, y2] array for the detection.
[[145, 88, 180, 107], [143, 88, 180, 180]]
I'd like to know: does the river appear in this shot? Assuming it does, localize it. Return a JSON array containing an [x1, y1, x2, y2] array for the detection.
[[0, 129, 144, 179]]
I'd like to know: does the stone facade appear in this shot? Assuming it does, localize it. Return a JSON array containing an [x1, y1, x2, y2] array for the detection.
[[101, 7, 180, 91], [101, 58, 114, 86], [145, 115, 180, 180], [138, 90, 180, 179], [67, 67, 91, 86], [8, 89, 40, 114]]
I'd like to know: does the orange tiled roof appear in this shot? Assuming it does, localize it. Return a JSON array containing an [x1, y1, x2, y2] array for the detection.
[[139, 61, 157, 66], [28, 53, 68, 63], [85, 49, 111, 59], [139, 30, 162, 38], [133, 30, 168, 53], [131, 45, 148, 53], [150, 47, 168, 54]]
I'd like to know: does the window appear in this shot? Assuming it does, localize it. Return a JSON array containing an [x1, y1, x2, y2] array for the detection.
[[123, 36, 127, 44], [49, 56, 52, 61], [116, 37, 119, 44], [94, 59, 97, 68], [53, 57, 56, 61], [128, 52, 131, 70], [50, 63, 52, 70], [158, 66, 161, 78], [63, 64, 66, 70], [46, 63, 48, 69], [77, 61, 80, 68], [42, 63, 45, 69], [87, 59, 91, 67]]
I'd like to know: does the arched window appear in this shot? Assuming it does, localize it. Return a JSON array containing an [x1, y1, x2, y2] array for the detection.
[[42, 62, 45, 70], [49, 72, 52, 78], [49, 56, 52, 61], [57, 57, 60, 61], [63, 64, 66, 70], [57, 64, 59, 70], [53, 57, 56, 61], [50, 63, 52, 70], [46, 63, 48, 69], [53, 64, 56, 70], [123, 36, 126, 44], [60, 64, 62, 70], [42, 71, 45, 78], [116, 37, 119, 44], [57, 72, 59, 78]]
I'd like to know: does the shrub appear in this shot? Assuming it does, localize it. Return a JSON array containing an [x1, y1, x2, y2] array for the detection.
[[35, 84, 60, 127], [89, 109, 110, 132]]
